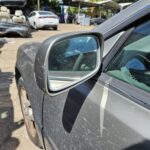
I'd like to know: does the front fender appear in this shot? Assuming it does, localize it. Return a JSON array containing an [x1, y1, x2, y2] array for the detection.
[[15, 42, 45, 148]]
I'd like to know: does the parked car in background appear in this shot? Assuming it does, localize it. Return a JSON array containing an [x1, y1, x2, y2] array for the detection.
[[28, 11, 59, 30], [0, 0, 30, 37], [15, 0, 150, 149], [0, 7, 30, 37], [90, 17, 106, 25], [0, 0, 26, 7]]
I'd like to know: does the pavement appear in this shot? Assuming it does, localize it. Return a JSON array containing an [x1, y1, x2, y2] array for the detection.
[[0, 24, 94, 150]]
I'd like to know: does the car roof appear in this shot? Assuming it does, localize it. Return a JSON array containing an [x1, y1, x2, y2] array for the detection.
[[93, 0, 150, 39]]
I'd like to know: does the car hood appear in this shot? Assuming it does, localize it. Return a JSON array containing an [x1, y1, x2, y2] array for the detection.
[[0, 22, 30, 37], [0, 0, 26, 7]]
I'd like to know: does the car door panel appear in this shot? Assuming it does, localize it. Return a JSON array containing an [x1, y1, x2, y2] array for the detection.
[[43, 71, 150, 150], [28, 17, 33, 26], [99, 74, 150, 150], [28, 12, 36, 26], [42, 4, 150, 150], [43, 79, 105, 150]]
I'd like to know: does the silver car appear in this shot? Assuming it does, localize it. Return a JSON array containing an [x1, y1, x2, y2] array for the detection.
[[15, 0, 150, 149]]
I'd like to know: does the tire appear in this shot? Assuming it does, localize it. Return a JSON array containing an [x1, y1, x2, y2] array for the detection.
[[33, 22, 38, 30], [17, 78, 41, 148], [53, 26, 58, 30]]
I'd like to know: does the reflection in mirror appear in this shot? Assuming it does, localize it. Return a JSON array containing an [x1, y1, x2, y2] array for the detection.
[[48, 35, 99, 91]]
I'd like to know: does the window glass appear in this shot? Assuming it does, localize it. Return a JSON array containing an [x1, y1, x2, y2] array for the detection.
[[105, 20, 150, 92], [48, 35, 98, 72], [38, 11, 54, 16], [29, 12, 36, 17]]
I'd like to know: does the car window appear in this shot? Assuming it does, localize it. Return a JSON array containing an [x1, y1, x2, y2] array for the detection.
[[48, 36, 98, 71], [29, 12, 36, 17], [105, 20, 150, 92], [38, 11, 54, 16]]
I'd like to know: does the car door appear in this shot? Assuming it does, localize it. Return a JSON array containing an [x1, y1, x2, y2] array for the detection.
[[28, 12, 36, 26], [99, 19, 150, 149], [42, 14, 150, 150]]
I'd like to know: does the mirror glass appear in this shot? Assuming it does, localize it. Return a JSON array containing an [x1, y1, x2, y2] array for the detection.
[[48, 35, 100, 91]]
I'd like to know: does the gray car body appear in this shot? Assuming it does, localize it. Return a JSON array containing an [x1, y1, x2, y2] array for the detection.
[[0, 22, 30, 37], [0, 0, 30, 37], [15, 0, 150, 149], [0, 0, 26, 7]]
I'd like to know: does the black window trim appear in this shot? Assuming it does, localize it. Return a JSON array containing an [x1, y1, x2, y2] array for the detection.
[[102, 27, 135, 71], [100, 19, 150, 109], [99, 73, 150, 109]]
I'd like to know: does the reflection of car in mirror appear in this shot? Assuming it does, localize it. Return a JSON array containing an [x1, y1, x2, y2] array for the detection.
[[15, 1, 150, 150], [48, 34, 101, 91]]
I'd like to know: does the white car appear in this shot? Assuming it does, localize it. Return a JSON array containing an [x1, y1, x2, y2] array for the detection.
[[28, 11, 59, 30]]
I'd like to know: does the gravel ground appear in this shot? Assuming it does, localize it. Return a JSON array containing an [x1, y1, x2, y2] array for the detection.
[[0, 24, 94, 150]]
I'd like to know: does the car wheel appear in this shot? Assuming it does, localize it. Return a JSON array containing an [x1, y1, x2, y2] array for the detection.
[[33, 22, 38, 30], [53, 26, 58, 30], [18, 78, 41, 148]]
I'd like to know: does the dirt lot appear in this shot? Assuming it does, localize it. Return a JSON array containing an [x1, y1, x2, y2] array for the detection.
[[0, 24, 94, 150]]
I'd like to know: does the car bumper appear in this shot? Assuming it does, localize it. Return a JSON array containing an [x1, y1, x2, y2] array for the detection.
[[42, 24, 58, 28], [0, 22, 30, 37], [38, 20, 59, 28]]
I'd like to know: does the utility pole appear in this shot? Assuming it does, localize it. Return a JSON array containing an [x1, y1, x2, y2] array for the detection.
[[38, 0, 40, 10]]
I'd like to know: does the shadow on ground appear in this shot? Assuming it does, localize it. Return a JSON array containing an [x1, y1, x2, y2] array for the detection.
[[0, 71, 24, 150]]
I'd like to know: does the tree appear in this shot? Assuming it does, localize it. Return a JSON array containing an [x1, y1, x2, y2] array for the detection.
[[26, 0, 61, 15], [49, 0, 61, 15], [68, 6, 79, 14], [87, 0, 103, 17]]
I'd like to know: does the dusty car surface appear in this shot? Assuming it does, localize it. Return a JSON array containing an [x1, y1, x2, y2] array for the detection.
[[15, 0, 150, 149], [0, 0, 30, 37]]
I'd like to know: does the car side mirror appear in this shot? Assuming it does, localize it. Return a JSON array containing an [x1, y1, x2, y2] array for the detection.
[[35, 32, 104, 95]]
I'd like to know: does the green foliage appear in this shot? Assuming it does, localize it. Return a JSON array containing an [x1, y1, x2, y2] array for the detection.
[[48, 0, 61, 14], [89, 0, 102, 2], [68, 7, 79, 14], [27, 0, 61, 15]]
